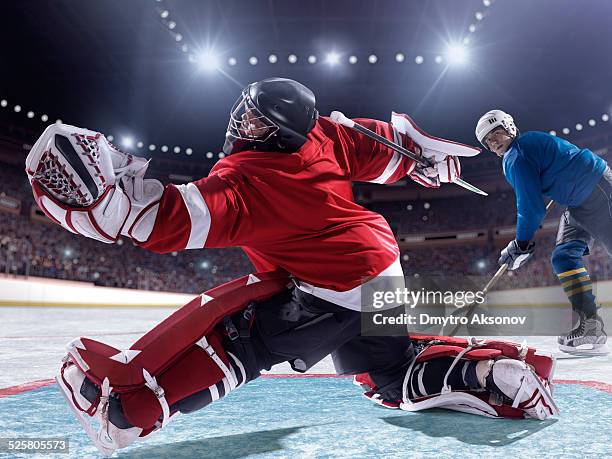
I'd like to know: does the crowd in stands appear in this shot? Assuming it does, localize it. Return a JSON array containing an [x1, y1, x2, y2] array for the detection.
[[1, 161, 611, 296]]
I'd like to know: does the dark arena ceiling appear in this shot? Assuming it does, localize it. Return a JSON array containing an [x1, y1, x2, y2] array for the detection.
[[1, 0, 612, 174]]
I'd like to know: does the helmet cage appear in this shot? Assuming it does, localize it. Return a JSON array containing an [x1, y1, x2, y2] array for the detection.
[[226, 89, 279, 143]]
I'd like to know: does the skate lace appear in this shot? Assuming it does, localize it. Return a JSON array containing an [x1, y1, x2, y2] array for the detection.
[[567, 317, 586, 340]]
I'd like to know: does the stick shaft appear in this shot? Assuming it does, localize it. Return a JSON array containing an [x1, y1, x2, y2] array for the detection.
[[446, 201, 555, 336], [351, 122, 487, 195]]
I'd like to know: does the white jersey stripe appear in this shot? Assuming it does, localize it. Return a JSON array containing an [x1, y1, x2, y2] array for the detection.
[[175, 183, 212, 249]]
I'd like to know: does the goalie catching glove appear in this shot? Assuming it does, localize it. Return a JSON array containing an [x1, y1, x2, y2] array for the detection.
[[25, 124, 163, 244]]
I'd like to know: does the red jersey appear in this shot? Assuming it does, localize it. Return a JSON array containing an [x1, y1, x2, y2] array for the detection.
[[139, 117, 416, 297]]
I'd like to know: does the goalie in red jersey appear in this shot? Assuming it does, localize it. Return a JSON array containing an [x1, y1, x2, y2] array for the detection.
[[26, 77, 557, 456]]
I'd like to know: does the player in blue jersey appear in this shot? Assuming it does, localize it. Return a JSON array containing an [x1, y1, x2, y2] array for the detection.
[[475, 110, 609, 356]]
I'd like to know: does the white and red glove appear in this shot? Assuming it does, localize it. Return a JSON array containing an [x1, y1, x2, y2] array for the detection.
[[390, 112, 480, 189], [408, 153, 461, 188], [25, 124, 163, 244]]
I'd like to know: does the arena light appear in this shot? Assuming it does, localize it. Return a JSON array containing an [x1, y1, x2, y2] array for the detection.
[[435, 55, 443, 64], [173, 146, 181, 153], [206, 151, 213, 159], [307, 55, 317, 64], [167, 21, 176, 30], [14, 105, 21, 112], [562, 128, 570, 135], [56, 119, 62, 124], [161, 145, 168, 152], [122, 137, 134, 149], [218, 152, 226, 158], [575, 123, 583, 131], [268, 54, 278, 64], [288, 54, 297, 64], [228, 57, 237, 66], [0, 99, 7, 107], [588, 119, 596, 127], [447, 44, 467, 65], [249, 56, 258, 65], [27, 111, 34, 119], [415, 55, 424, 64], [186, 148, 193, 155], [326, 52, 340, 66], [160, 9, 169, 18], [395, 53, 405, 63], [368, 54, 377, 64], [107, 135, 114, 142], [483, 0, 491, 6], [200, 260, 210, 269], [549, 130, 556, 136], [64, 248, 73, 257], [348, 55, 358, 64], [198, 51, 219, 71], [603, 113, 610, 122], [149, 144, 156, 151], [469, 24, 477, 33], [475, 11, 484, 20], [136, 141, 144, 149], [174, 33, 183, 42], [477, 260, 486, 269]]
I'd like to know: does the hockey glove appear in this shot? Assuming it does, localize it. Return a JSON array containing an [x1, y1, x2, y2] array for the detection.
[[499, 240, 535, 270]]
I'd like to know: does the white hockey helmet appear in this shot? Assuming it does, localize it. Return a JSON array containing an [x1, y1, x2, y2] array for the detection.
[[475, 110, 517, 148]]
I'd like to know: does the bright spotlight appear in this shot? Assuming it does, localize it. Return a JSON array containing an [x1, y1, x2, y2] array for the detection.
[[173, 146, 181, 153], [434, 55, 443, 64], [348, 55, 358, 64], [136, 141, 143, 148], [307, 55, 317, 64], [603, 113, 610, 122], [161, 145, 169, 152], [268, 54, 278, 64], [575, 123, 583, 131], [475, 11, 484, 20], [395, 53, 405, 63], [326, 52, 340, 65], [469, 24, 476, 33], [368, 54, 377, 64], [562, 128, 570, 135], [27, 111, 34, 119], [588, 119, 596, 127], [122, 137, 134, 149], [228, 57, 237, 66], [149, 144, 156, 151], [41, 114, 48, 122], [174, 33, 182, 42], [206, 151, 213, 159], [14, 105, 21, 112], [198, 51, 219, 71], [186, 148, 193, 155], [415, 55, 424, 64], [160, 10, 169, 18], [483, 0, 491, 6], [218, 152, 226, 158], [0, 99, 7, 107], [288, 54, 297, 64], [549, 130, 556, 136], [447, 44, 468, 65], [249, 56, 258, 65]]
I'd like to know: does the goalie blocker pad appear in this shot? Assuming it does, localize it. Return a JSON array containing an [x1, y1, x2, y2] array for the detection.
[[356, 335, 556, 419], [57, 270, 291, 452]]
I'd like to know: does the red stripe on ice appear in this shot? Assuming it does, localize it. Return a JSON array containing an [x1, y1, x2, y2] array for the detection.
[[1, 376, 611, 397], [0, 379, 55, 397]]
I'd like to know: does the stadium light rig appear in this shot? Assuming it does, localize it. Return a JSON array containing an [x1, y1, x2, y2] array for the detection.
[[326, 52, 340, 66], [446, 44, 468, 65], [198, 51, 220, 71]]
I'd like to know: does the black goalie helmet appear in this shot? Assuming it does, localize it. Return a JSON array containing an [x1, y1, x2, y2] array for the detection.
[[224, 77, 319, 154]]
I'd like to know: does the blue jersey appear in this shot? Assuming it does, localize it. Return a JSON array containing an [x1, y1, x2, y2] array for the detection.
[[502, 131, 607, 241]]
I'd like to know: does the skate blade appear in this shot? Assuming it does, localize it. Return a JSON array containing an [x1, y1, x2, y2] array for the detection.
[[55, 375, 116, 457], [559, 342, 610, 357]]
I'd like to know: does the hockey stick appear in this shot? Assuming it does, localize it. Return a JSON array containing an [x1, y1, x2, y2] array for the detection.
[[329, 111, 488, 196], [445, 200, 555, 336]]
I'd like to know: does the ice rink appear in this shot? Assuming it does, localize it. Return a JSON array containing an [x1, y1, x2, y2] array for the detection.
[[1, 306, 610, 458]]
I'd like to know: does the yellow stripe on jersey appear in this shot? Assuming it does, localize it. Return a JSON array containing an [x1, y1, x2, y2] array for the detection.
[[566, 284, 593, 297], [561, 275, 591, 289], [558, 267, 587, 279]]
